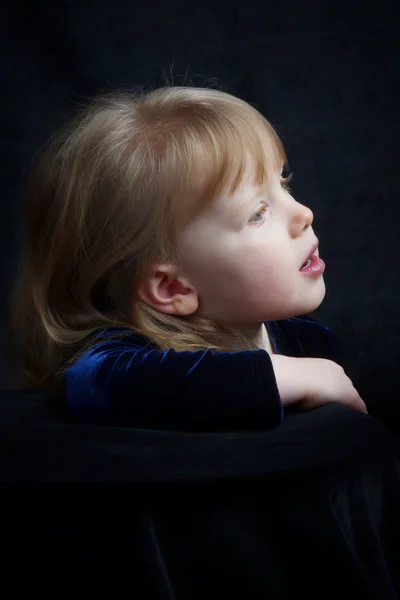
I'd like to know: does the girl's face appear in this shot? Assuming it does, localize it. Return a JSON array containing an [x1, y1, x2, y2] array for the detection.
[[177, 165, 326, 328]]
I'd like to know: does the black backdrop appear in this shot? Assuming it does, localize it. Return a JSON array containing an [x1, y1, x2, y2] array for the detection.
[[1, 0, 399, 424]]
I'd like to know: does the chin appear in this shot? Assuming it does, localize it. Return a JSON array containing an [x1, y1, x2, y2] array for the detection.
[[278, 278, 326, 320], [301, 278, 326, 313]]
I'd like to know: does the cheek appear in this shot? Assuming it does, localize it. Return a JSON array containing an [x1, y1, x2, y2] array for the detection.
[[244, 264, 293, 301], [179, 231, 294, 300], [232, 247, 299, 305], [210, 247, 280, 299]]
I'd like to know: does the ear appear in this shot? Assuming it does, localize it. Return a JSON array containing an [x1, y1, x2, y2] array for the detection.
[[138, 264, 199, 316]]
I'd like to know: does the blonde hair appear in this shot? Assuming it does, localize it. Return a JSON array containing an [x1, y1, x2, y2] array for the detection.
[[6, 83, 288, 390]]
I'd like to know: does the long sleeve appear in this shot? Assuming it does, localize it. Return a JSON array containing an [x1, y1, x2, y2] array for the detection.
[[64, 333, 283, 432]]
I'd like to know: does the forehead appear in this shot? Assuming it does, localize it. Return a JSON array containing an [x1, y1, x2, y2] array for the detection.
[[232, 144, 284, 192], [217, 160, 282, 209]]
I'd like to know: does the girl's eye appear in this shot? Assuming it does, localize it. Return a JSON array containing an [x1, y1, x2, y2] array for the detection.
[[249, 203, 268, 223]]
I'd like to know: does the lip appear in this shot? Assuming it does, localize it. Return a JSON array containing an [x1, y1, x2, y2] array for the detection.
[[300, 240, 319, 269], [300, 254, 325, 276]]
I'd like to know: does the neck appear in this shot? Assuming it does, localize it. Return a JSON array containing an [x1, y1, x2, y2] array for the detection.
[[218, 321, 273, 354], [249, 322, 273, 354]]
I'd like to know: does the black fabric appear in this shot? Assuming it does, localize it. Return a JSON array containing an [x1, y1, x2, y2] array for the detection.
[[1, 388, 400, 599]]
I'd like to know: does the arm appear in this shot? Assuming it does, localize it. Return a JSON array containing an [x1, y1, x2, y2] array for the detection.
[[64, 339, 283, 432]]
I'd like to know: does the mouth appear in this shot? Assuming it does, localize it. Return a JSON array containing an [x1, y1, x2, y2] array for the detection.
[[300, 240, 319, 270]]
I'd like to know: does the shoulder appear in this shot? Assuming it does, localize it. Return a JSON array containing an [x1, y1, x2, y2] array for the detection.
[[63, 326, 155, 422], [277, 314, 344, 365], [64, 326, 155, 380]]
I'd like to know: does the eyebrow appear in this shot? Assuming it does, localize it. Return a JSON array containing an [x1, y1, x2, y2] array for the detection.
[[245, 186, 267, 204], [228, 175, 278, 218], [229, 190, 265, 222]]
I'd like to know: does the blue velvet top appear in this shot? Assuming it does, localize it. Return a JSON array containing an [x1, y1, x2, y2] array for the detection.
[[64, 314, 343, 432]]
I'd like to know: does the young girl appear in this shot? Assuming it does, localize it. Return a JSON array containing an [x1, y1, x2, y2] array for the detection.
[[7, 85, 366, 431]]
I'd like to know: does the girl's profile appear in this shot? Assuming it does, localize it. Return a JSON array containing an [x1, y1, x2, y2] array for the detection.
[[6, 85, 365, 428]]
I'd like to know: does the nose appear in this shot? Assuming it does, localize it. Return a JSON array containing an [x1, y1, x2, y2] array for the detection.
[[289, 200, 313, 236]]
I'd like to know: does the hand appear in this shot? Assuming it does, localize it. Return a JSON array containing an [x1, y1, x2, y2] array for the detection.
[[270, 354, 367, 414]]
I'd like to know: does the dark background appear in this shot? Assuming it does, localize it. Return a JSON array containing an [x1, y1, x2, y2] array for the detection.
[[1, 0, 399, 423]]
